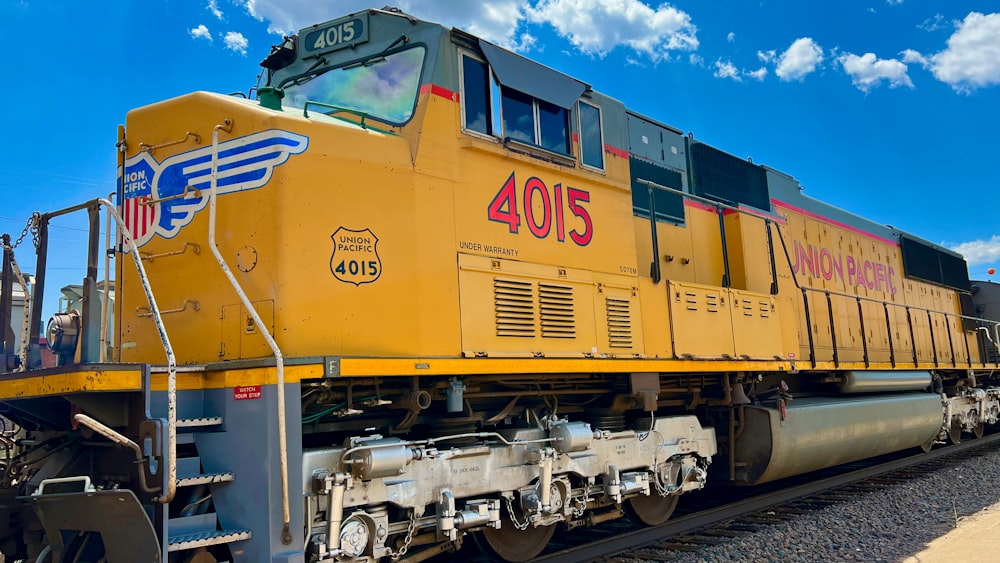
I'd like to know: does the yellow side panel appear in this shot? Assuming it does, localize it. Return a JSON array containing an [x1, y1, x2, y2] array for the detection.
[[592, 272, 645, 357], [668, 280, 734, 359], [725, 213, 774, 294], [458, 254, 643, 358], [220, 300, 274, 360], [636, 276, 672, 358], [687, 208, 726, 287], [730, 289, 783, 360]]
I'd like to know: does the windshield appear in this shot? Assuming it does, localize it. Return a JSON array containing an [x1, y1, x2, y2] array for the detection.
[[282, 46, 425, 125]]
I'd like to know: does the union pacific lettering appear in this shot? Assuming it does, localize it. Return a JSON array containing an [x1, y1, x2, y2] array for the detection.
[[790, 240, 898, 295]]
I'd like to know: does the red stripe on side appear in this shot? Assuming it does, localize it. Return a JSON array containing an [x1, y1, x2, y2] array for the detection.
[[605, 145, 629, 159], [737, 205, 788, 225], [684, 199, 718, 214], [420, 83, 458, 102], [684, 200, 786, 226], [772, 199, 899, 247]]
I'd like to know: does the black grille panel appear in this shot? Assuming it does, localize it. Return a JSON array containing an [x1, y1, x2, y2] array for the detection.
[[900, 235, 971, 292], [690, 142, 769, 210], [630, 157, 684, 222]]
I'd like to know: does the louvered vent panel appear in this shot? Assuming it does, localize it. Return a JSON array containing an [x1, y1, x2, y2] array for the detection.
[[607, 296, 633, 348], [539, 283, 575, 338], [494, 278, 535, 337]]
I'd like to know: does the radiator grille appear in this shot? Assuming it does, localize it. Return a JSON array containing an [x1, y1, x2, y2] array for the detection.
[[539, 283, 575, 338], [607, 296, 633, 348], [494, 278, 535, 337]]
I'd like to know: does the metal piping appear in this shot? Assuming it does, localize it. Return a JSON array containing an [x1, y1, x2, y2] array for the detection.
[[73, 413, 160, 494], [100, 192, 115, 362], [95, 198, 177, 503], [10, 256, 31, 371], [207, 121, 293, 544]]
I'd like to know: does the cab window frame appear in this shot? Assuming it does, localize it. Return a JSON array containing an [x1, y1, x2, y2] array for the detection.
[[458, 50, 499, 141], [458, 49, 578, 165], [578, 100, 605, 172]]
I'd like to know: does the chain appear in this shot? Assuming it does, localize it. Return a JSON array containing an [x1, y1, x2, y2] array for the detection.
[[4, 212, 40, 251], [504, 495, 531, 531], [387, 511, 419, 560]]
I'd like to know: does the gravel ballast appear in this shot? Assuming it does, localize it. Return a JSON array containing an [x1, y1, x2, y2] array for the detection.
[[615, 443, 1000, 563]]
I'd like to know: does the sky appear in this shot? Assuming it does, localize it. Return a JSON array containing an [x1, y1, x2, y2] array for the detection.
[[1, 0, 999, 323]]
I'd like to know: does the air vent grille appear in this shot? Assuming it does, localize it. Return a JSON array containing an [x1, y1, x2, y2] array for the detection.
[[494, 278, 535, 337], [607, 296, 633, 348], [539, 283, 576, 338]]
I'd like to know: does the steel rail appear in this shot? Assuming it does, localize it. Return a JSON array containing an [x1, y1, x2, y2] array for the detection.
[[534, 433, 1000, 563]]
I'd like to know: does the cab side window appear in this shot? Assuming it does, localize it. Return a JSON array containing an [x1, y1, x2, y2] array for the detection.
[[579, 101, 604, 170], [460, 54, 492, 135], [500, 88, 569, 154]]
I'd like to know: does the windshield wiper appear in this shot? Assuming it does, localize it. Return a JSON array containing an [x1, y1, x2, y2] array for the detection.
[[343, 34, 408, 70]]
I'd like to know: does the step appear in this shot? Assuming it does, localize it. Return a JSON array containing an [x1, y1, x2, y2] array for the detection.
[[176, 472, 235, 487], [176, 417, 224, 430], [176, 457, 202, 479], [167, 529, 252, 552], [168, 513, 217, 537]]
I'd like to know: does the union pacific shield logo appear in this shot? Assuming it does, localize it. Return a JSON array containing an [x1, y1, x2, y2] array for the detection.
[[119, 129, 309, 248], [330, 227, 381, 286]]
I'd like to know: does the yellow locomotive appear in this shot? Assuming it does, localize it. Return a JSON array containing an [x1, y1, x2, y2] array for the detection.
[[1, 6, 998, 563]]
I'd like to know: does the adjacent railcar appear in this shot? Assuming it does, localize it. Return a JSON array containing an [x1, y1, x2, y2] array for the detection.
[[0, 7, 998, 563]]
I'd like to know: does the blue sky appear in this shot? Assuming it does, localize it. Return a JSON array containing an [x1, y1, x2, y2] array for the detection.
[[1, 0, 999, 321]]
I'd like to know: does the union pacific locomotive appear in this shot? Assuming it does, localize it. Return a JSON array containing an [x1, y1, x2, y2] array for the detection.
[[1, 7, 998, 563]]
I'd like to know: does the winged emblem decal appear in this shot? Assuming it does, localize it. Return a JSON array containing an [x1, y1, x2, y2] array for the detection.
[[119, 129, 309, 247]]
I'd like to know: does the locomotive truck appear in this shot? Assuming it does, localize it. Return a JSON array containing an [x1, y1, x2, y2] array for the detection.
[[1, 6, 999, 563]]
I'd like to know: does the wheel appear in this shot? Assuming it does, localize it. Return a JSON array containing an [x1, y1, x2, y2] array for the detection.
[[624, 493, 680, 527], [476, 498, 556, 563], [974, 422, 985, 439], [477, 520, 556, 563], [947, 421, 962, 445]]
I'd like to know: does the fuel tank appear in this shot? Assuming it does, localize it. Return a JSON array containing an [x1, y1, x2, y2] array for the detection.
[[836, 370, 932, 393], [734, 393, 943, 485]]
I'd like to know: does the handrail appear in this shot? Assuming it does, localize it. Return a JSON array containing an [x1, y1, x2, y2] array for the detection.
[[207, 120, 293, 545], [100, 192, 114, 362], [635, 180, 1000, 369], [797, 283, 1000, 368], [96, 198, 177, 503], [636, 178, 779, 292], [302, 101, 368, 128]]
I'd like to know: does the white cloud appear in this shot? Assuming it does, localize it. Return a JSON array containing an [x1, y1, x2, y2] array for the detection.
[[237, 1, 533, 48], [886, 0, 903, 5], [775, 38, 824, 81], [745, 67, 767, 81], [207, 0, 223, 20], [951, 236, 1000, 266], [223, 31, 249, 55], [918, 13, 946, 32], [757, 49, 776, 63], [713, 59, 741, 81], [837, 52, 913, 92], [712, 59, 769, 82], [526, 0, 698, 61], [238, 1, 697, 60], [901, 49, 927, 65], [916, 12, 1000, 93], [689, 53, 704, 66], [189, 24, 212, 42], [727, 32, 735, 43]]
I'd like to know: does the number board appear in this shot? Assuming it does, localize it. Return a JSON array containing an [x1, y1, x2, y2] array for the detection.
[[302, 13, 369, 54]]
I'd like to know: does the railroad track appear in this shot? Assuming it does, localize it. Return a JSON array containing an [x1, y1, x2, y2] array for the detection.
[[528, 433, 1000, 563]]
